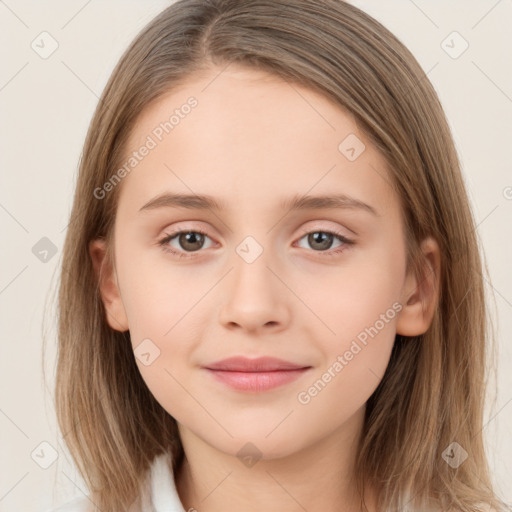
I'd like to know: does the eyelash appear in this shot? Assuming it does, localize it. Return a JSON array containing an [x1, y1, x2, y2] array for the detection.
[[157, 228, 354, 260]]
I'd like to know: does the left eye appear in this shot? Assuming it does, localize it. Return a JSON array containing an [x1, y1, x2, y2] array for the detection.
[[296, 230, 352, 252]]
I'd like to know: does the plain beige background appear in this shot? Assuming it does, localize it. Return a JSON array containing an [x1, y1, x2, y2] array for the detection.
[[1, 1, 511, 510]]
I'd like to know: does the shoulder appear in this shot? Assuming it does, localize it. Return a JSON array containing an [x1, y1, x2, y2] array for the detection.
[[45, 453, 180, 512], [44, 495, 91, 512]]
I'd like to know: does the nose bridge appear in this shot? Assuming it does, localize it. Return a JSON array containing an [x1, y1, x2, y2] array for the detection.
[[233, 239, 273, 294], [218, 234, 290, 332]]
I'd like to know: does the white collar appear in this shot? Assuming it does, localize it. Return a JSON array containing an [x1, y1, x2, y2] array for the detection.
[[148, 453, 186, 512]]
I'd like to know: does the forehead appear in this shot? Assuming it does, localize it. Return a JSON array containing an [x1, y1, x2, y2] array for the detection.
[[118, 65, 398, 218]]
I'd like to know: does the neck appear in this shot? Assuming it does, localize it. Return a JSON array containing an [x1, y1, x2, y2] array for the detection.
[[174, 408, 376, 512]]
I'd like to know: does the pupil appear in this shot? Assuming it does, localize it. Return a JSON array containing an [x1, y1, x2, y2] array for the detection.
[[309, 232, 332, 250], [180, 232, 204, 251]]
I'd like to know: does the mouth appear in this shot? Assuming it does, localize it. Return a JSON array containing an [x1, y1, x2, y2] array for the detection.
[[202, 356, 312, 392]]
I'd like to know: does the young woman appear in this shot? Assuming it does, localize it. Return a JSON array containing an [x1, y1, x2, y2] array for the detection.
[[50, 1, 507, 511]]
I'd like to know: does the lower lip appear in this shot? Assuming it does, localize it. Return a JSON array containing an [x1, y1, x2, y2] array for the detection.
[[204, 368, 310, 392]]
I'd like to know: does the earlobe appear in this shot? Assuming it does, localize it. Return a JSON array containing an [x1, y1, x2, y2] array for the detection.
[[89, 238, 130, 332], [396, 237, 441, 337]]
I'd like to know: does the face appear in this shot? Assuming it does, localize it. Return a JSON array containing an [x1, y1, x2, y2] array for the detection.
[[92, 64, 434, 461]]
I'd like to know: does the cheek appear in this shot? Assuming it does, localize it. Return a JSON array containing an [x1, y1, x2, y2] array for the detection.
[[292, 248, 403, 405], [293, 306, 397, 439], [290, 352, 390, 454], [116, 246, 210, 341], [292, 249, 404, 342], [115, 252, 211, 415]]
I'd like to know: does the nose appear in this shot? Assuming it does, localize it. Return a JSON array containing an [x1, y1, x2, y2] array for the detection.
[[218, 249, 291, 334]]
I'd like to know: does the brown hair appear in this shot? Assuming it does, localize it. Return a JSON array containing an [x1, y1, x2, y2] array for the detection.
[[49, 1, 507, 511]]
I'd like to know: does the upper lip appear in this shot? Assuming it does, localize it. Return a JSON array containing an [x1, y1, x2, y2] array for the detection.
[[203, 356, 310, 372]]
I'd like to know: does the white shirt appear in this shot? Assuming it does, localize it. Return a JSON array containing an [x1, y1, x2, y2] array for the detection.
[[46, 453, 185, 512]]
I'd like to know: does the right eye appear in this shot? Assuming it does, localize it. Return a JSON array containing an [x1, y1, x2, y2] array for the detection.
[[158, 229, 216, 259]]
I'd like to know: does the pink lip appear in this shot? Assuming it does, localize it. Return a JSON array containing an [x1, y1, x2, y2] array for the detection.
[[204, 356, 308, 372], [202, 356, 311, 392]]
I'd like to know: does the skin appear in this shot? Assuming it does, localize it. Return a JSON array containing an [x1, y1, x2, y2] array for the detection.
[[90, 64, 440, 512]]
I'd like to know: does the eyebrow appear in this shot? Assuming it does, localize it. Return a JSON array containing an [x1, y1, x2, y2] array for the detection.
[[138, 192, 379, 216]]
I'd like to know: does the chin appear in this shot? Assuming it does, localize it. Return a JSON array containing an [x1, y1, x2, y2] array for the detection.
[[203, 429, 307, 462]]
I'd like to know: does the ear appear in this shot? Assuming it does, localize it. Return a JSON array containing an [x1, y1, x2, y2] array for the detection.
[[89, 238, 129, 332], [396, 236, 441, 336]]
